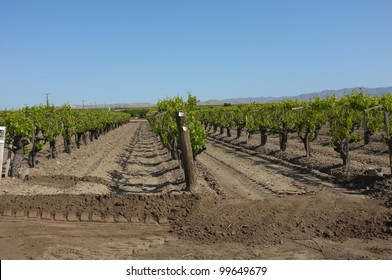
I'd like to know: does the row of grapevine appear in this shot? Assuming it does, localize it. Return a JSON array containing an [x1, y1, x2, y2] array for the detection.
[[198, 90, 392, 171], [198, 97, 331, 155], [0, 105, 131, 177], [147, 93, 207, 160]]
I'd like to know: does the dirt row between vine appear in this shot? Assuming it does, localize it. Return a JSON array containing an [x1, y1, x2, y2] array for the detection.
[[0, 120, 391, 259], [208, 127, 392, 204]]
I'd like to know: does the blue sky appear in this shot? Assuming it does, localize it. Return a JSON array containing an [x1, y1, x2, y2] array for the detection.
[[1, 0, 391, 109]]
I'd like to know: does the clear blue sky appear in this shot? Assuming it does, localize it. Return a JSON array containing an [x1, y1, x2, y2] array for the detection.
[[1, 0, 391, 109]]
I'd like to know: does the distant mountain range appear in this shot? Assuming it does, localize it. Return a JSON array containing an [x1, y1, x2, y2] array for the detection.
[[71, 86, 392, 108], [198, 86, 392, 106]]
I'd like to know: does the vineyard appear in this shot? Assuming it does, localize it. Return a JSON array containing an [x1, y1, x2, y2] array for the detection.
[[0, 91, 391, 259], [145, 91, 392, 197], [0, 105, 131, 178], [197, 91, 392, 169]]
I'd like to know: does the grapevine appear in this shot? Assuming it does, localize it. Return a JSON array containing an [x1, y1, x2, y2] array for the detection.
[[0, 105, 131, 178], [147, 93, 207, 159]]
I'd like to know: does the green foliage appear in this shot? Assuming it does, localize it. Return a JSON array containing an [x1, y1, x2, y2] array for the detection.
[[4, 108, 34, 145], [3, 104, 131, 150], [198, 90, 392, 162], [147, 93, 207, 157], [124, 108, 149, 118], [329, 90, 382, 145]]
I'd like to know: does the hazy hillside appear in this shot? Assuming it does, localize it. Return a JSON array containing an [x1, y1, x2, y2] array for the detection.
[[71, 87, 392, 108], [198, 86, 392, 106], [294, 87, 392, 100]]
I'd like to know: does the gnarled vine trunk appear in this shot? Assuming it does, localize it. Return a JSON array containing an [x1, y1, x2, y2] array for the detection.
[[279, 123, 288, 152], [49, 139, 57, 159], [11, 137, 29, 178], [226, 127, 231, 137], [333, 138, 350, 166], [260, 127, 268, 146], [299, 127, 311, 158], [236, 127, 242, 139]]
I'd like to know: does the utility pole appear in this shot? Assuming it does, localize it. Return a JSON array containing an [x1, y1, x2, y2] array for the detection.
[[44, 93, 50, 106], [82, 100, 85, 109]]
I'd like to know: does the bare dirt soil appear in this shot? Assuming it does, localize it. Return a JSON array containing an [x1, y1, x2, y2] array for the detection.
[[0, 120, 391, 259]]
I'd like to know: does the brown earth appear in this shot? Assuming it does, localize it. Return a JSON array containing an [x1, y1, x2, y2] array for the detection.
[[0, 120, 391, 259]]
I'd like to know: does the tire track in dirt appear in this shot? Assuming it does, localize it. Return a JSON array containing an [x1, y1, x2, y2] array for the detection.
[[39, 230, 176, 259], [197, 150, 274, 200], [197, 137, 338, 200], [0, 192, 197, 224]]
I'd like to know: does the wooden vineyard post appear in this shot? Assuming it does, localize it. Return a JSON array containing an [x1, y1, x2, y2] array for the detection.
[[0, 126, 5, 180], [384, 111, 392, 175], [5, 148, 11, 178], [176, 111, 198, 192], [344, 109, 350, 166]]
